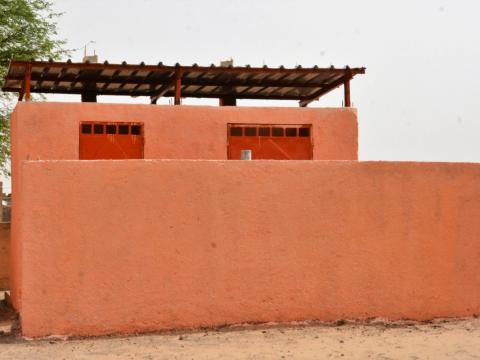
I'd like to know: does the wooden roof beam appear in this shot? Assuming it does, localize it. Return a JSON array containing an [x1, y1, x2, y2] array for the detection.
[[117, 70, 138, 90], [299, 74, 351, 107], [8, 73, 336, 89], [53, 67, 69, 90], [18, 87, 307, 100], [150, 72, 175, 104], [189, 71, 228, 99], [129, 70, 155, 95], [100, 69, 121, 91], [36, 65, 51, 89]]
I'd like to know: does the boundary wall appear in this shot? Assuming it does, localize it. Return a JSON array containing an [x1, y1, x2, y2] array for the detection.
[[17, 160, 480, 337]]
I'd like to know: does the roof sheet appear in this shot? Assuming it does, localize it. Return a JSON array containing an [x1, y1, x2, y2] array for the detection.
[[2, 60, 365, 105]]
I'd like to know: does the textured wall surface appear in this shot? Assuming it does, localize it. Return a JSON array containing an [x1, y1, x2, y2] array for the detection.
[[11, 102, 358, 161], [18, 160, 480, 337], [10, 102, 357, 310], [0, 223, 10, 290]]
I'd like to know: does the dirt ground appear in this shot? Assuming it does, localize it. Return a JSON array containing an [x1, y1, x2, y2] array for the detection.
[[0, 317, 479, 359]]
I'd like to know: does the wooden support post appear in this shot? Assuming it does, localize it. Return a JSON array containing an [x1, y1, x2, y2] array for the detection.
[[81, 91, 97, 102], [24, 64, 32, 101], [344, 79, 351, 107], [219, 97, 236, 106], [174, 68, 182, 105]]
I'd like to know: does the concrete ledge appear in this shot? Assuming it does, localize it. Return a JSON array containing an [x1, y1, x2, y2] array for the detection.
[[16, 160, 480, 337]]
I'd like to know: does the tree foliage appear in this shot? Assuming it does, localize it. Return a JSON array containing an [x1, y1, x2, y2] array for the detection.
[[0, 0, 68, 176]]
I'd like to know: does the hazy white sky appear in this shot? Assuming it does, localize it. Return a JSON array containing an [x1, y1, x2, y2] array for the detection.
[[48, 0, 480, 162]]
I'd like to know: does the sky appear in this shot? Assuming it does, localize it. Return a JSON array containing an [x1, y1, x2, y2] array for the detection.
[[44, 0, 480, 163]]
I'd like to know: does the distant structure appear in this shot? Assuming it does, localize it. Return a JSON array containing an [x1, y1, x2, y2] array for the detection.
[[220, 58, 233, 67], [82, 40, 98, 63], [82, 51, 98, 64]]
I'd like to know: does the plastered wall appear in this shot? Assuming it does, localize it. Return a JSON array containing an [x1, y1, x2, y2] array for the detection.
[[18, 160, 480, 337], [0, 223, 10, 290], [11, 102, 358, 161], [10, 102, 358, 309]]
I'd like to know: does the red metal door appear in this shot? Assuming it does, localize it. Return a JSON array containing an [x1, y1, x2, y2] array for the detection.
[[79, 122, 144, 160], [228, 124, 312, 160]]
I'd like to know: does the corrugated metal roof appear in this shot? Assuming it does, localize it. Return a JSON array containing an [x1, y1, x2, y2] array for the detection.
[[2, 60, 365, 106]]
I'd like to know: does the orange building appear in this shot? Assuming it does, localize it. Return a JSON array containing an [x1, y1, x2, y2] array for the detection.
[[3, 60, 480, 338]]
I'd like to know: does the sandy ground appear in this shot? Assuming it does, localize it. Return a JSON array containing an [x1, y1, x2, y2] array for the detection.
[[0, 318, 480, 359], [1, 292, 480, 359]]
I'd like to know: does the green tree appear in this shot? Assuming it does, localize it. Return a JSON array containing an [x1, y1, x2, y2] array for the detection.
[[0, 0, 68, 176]]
